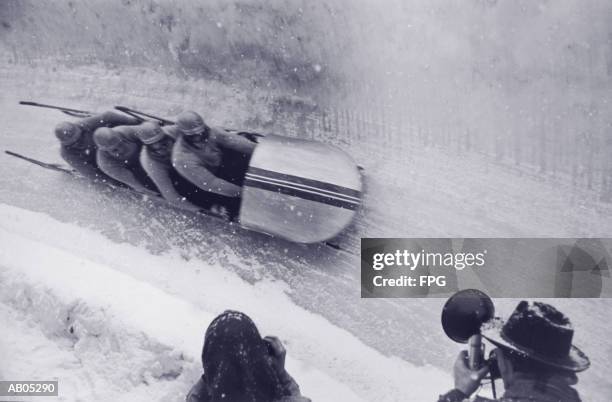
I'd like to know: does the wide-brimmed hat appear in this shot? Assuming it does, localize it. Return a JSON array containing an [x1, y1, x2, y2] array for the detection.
[[481, 301, 589, 372]]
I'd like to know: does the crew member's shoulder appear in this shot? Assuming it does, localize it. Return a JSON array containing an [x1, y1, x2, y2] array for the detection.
[[209, 126, 231, 138], [209, 126, 240, 147], [163, 125, 182, 140], [113, 125, 139, 141]]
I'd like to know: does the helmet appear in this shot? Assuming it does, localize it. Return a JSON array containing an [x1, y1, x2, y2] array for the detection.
[[176, 111, 207, 135], [54, 121, 82, 146], [93, 127, 122, 151], [135, 122, 166, 145]]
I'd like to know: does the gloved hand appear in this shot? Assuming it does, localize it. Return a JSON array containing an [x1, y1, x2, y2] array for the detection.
[[264, 336, 304, 397], [453, 350, 490, 396], [210, 204, 230, 220], [264, 336, 286, 372]]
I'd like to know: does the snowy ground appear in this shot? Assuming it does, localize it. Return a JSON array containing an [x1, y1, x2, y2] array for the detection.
[[1, 63, 611, 401], [0, 204, 401, 401]]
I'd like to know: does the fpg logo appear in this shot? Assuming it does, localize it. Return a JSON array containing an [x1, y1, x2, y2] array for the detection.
[[420, 276, 446, 287]]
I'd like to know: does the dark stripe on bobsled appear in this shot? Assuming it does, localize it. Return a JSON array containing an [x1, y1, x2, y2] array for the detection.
[[246, 173, 361, 203], [245, 175, 360, 205], [247, 167, 361, 200], [244, 177, 359, 211]]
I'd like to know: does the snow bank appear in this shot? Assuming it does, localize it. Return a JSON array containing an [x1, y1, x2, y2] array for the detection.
[[3, 0, 609, 106], [0, 302, 190, 402], [0, 0, 345, 94], [0, 203, 449, 401]]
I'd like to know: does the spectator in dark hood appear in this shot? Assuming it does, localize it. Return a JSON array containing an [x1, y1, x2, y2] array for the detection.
[[187, 311, 310, 402]]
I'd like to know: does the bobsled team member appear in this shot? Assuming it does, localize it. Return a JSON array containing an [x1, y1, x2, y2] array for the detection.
[[54, 111, 140, 180], [136, 122, 238, 218], [172, 111, 256, 198], [187, 310, 310, 402], [438, 301, 589, 402], [93, 125, 159, 195]]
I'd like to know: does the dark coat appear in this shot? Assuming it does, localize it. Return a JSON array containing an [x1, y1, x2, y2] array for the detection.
[[186, 376, 310, 402], [439, 374, 582, 402]]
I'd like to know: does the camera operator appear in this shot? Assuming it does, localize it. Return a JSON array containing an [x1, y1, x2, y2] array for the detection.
[[438, 301, 590, 402], [187, 310, 310, 402]]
